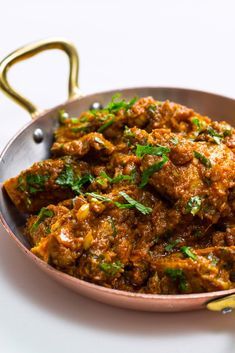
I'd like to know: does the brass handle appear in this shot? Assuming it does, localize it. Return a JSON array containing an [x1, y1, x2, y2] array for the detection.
[[0, 38, 81, 119], [207, 293, 235, 313]]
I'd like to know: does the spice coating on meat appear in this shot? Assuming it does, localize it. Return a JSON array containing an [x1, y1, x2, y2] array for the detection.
[[4, 94, 235, 294]]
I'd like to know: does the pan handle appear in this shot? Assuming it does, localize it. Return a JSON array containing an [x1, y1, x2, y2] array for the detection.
[[207, 293, 235, 313], [0, 38, 81, 119]]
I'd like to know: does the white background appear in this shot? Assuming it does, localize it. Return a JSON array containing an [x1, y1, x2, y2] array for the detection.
[[0, 1, 234, 352]]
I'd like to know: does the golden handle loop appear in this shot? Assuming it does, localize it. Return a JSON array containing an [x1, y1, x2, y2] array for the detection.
[[207, 294, 235, 312], [0, 38, 81, 119]]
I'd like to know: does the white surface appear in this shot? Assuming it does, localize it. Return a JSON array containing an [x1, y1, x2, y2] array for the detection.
[[0, 1, 234, 352]]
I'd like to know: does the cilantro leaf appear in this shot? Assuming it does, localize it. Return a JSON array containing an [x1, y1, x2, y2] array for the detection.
[[26, 173, 49, 194], [118, 191, 152, 215], [56, 165, 74, 187], [108, 216, 117, 237], [170, 136, 179, 145], [56, 165, 94, 194], [72, 174, 95, 194], [97, 171, 133, 184], [136, 144, 170, 158], [180, 246, 197, 260], [140, 155, 168, 188], [194, 151, 212, 168], [207, 127, 222, 144], [86, 192, 112, 203], [191, 117, 206, 131], [31, 207, 54, 232], [165, 268, 188, 292], [86, 191, 152, 215], [99, 261, 124, 276], [185, 196, 202, 216], [98, 116, 115, 133], [105, 94, 137, 113], [124, 125, 135, 137], [165, 239, 181, 252]]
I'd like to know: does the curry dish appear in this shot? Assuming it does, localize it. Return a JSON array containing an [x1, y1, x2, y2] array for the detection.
[[4, 95, 235, 294]]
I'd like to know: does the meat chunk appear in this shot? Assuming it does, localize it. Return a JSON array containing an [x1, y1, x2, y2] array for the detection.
[[4, 158, 90, 213], [51, 132, 115, 157]]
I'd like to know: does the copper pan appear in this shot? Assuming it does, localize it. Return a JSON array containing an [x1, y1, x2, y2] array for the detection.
[[0, 38, 234, 313]]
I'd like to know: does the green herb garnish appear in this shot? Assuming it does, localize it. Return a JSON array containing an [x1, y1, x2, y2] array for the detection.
[[17, 175, 26, 192], [194, 151, 212, 168], [124, 125, 135, 138], [86, 192, 112, 203], [140, 155, 168, 188], [185, 196, 202, 216], [180, 246, 197, 260], [26, 174, 49, 194], [165, 239, 181, 252], [170, 136, 179, 145], [192, 117, 206, 131], [165, 268, 188, 292], [97, 171, 133, 184], [98, 117, 115, 133], [207, 126, 222, 144], [56, 165, 74, 187], [31, 207, 54, 232], [136, 144, 170, 157], [147, 104, 157, 114], [108, 217, 117, 237], [56, 165, 94, 194], [118, 191, 152, 215], [99, 260, 124, 276], [86, 191, 152, 215], [105, 93, 137, 113]]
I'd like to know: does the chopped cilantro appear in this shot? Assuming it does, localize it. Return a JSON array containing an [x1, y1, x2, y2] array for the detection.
[[124, 125, 135, 138], [194, 151, 212, 168], [136, 144, 170, 157], [165, 239, 181, 252], [147, 104, 157, 114], [17, 175, 26, 192], [98, 171, 133, 184], [140, 154, 168, 188], [86, 191, 152, 215], [207, 126, 222, 144], [99, 260, 124, 276], [31, 207, 54, 232], [180, 246, 197, 260], [223, 129, 232, 137], [98, 116, 115, 133], [165, 268, 188, 292], [192, 117, 206, 131], [56, 165, 94, 194], [105, 94, 137, 113], [56, 165, 74, 187], [108, 216, 117, 237], [118, 191, 152, 215], [207, 253, 219, 266], [72, 174, 95, 194], [170, 136, 179, 145], [26, 173, 49, 194], [86, 192, 112, 203], [185, 196, 202, 216]]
